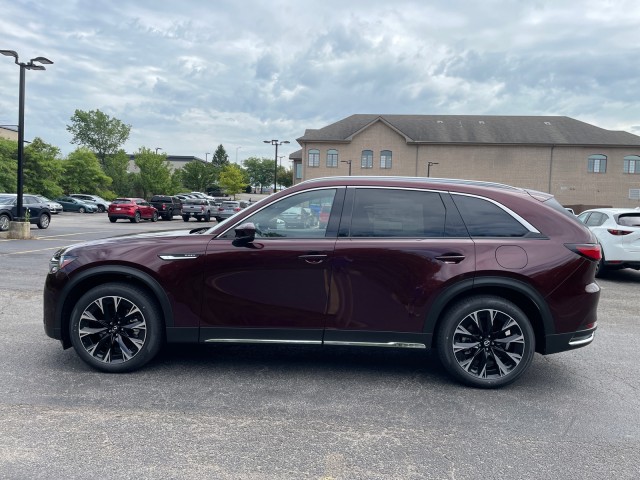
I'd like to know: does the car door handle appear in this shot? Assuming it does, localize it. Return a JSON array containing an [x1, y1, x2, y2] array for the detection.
[[435, 254, 466, 264], [298, 254, 328, 264]]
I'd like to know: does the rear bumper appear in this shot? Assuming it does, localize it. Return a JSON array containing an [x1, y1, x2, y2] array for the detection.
[[542, 324, 597, 354]]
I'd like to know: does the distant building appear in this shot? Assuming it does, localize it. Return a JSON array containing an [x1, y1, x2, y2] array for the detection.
[[291, 114, 640, 209], [127, 154, 205, 173], [0, 126, 19, 142]]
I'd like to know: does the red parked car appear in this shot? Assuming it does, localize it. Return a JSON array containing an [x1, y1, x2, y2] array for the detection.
[[44, 176, 601, 388], [108, 198, 158, 223]]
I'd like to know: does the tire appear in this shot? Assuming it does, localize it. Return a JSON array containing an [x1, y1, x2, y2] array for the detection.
[[37, 213, 50, 229], [182, 215, 190, 222], [78, 207, 86, 214], [69, 283, 164, 373], [196, 216, 202, 222], [109, 217, 117, 223], [0, 213, 10, 231], [595, 249, 608, 278], [151, 211, 158, 222], [436, 295, 535, 388], [97, 205, 105, 213], [131, 211, 141, 223], [165, 211, 173, 221], [204, 212, 211, 222]]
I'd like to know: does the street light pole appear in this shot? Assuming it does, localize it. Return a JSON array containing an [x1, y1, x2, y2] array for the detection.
[[205, 152, 211, 162], [0, 50, 53, 223], [155, 147, 163, 154], [427, 161, 439, 177], [340, 160, 352, 176], [264, 139, 289, 193]]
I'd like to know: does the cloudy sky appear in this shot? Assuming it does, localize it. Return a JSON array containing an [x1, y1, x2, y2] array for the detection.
[[1, 0, 639, 163]]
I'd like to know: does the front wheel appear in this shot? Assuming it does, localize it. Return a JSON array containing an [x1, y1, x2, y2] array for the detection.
[[131, 211, 141, 223], [151, 211, 158, 222], [436, 296, 535, 388], [0, 213, 10, 231], [37, 213, 50, 229], [69, 283, 164, 372]]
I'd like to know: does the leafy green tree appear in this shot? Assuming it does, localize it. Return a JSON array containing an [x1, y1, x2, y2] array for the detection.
[[243, 156, 275, 193], [218, 164, 248, 199], [278, 165, 293, 189], [132, 147, 173, 198], [104, 149, 134, 198], [66, 109, 131, 168], [23, 137, 64, 198], [60, 148, 112, 195], [180, 159, 214, 192], [0, 137, 17, 193]]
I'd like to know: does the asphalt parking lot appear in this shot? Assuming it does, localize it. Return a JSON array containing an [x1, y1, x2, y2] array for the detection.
[[1, 212, 639, 479]]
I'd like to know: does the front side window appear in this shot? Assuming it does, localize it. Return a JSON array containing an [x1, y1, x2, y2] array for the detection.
[[380, 150, 392, 169], [308, 149, 320, 167], [350, 189, 446, 238], [327, 149, 338, 168], [361, 150, 373, 169], [588, 154, 607, 173], [624, 155, 640, 174], [222, 189, 337, 239]]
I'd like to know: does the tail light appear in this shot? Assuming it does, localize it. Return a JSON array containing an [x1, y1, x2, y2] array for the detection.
[[565, 243, 602, 261], [218, 207, 224, 212], [233, 207, 241, 212], [607, 229, 632, 236], [200, 206, 205, 213]]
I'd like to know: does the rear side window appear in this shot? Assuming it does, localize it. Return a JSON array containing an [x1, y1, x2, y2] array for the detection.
[[617, 214, 640, 226], [452, 194, 529, 237], [585, 212, 607, 227], [350, 189, 446, 238]]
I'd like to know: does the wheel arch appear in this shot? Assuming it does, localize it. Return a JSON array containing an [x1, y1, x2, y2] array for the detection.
[[56, 266, 174, 349], [425, 276, 553, 354]]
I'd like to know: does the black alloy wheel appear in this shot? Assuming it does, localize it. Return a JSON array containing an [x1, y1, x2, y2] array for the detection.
[[437, 295, 535, 388], [69, 283, 163, 372]]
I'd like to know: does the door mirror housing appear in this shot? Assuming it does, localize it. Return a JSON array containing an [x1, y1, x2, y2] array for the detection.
[[232, 222, 256, 247]]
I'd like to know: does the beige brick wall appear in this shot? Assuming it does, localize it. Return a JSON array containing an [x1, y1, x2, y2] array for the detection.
[[298, 121, 640, 209]]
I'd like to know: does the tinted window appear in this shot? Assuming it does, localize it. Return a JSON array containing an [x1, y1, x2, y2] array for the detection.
[[452, 194, 529, 237], [618, 214, 640, 226], [585, 212, 606, 227], [350, 189, 446, 238]]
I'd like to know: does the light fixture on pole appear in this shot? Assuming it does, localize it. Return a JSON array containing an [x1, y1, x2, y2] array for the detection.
[[263, 139, 289, 192], [340, 160, 352, 176], [205, 152, 211, 162], [236, 146, 242, 163], [155, 147, 163, 154], [427, 161, 439, 177], [0, 50, 53, 225]]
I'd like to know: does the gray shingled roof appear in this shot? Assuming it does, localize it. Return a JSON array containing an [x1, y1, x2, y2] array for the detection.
[[297, 114, 640, 146]]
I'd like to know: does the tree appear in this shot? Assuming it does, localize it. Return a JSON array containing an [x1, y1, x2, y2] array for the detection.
[[66, 109, 131, 168], [60, 148, 112, 195], [211, 144, 230, 170], [132, 147, 173, 198], [278, 165, 293, 189], [104, 149, 134, 198], [0, 138, 17, 193], [180, 159, 215, 192], [218, 164, 248, 199], [24, 138, 64, 199], [243, 156, 275, 193]]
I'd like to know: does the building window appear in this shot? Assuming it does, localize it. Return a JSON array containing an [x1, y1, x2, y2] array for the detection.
[[361, 150, 373, 169], [380, 150, 392, 169], [308, 149, 319, 167], [295, 163, 303, 179], [588, 154, 607, 173], [624, 155, 640, 174], [327, 149, 338, 168]]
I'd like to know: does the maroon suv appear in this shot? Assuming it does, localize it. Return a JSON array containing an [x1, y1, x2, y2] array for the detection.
[[44, 177, 601, 388]]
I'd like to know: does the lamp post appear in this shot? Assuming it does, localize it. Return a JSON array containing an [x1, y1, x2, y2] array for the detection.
[[155, 147, 163, 154], [205, 152, 211, 162], [235, 146, 242, 163], [427, 161, 439, 177], [264, 139, 289, 192], [0, 50, 53, 223], [340, 160, 352, 176]]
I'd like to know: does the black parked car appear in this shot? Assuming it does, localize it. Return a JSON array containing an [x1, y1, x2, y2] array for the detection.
[[149, 195, 183, 220], [0, 194, 51, 231]]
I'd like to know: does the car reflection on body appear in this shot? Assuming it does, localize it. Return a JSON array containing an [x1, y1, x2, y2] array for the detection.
[[44, 176, 601, 388]]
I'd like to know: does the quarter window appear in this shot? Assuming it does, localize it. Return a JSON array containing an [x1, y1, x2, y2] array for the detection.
[[588, 154, 607, 173], [452, 195, 529, 237], [308, 149, 320, 167], [361, 150, 373, 169], [624, 155, 640, 174], [380, 150, 392, 169], [327, 149, 338, 168]]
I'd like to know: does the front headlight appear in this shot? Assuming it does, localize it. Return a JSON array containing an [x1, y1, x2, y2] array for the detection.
[[49, 249, 77, 274]]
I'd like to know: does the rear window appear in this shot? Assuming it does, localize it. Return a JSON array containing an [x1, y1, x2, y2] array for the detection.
[[452, 194, 529, 237], [222, 202, 239, 208], [618, 213, 640, 227], [185, 199, 206, 205], [112, 199, 132, 205]]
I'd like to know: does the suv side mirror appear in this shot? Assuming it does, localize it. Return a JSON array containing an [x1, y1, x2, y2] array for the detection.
[[232, 222, 256, 247]]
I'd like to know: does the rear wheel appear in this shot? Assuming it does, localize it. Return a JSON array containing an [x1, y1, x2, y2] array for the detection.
[[595, 249, 608, 278], [37, 213, 50, 229], [437, 295, 535, 388], [97, 205, 105, 213], [78, 207, 86, 213], [109, 217, 117, 223], [182, 215, 190, 222], [131, 211, 141, 223], [204, 212, 211, 222], [69, 283, 163, 372]]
